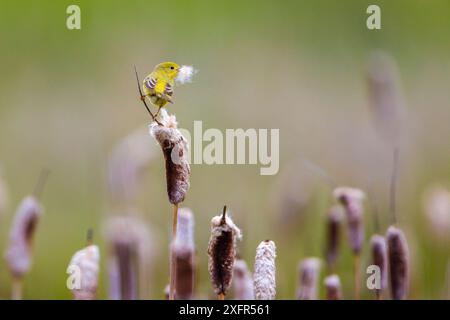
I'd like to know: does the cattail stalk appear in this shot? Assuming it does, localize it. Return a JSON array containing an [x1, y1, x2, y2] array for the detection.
[[325, 206, 343, 273], [4, 196, 43, 300], [150, 109, 190, 300], [254, 240, 276, 300], [324, 274, 342, 300], [386, 226, 409, 300], [233, 259, 254, 300], [370, 234, 388, 299], [334, 187, 365, 299], [297, 258, 321, 300], [446, 261, 450, 300], [172, 208, 195, 300], [105, 215, 153, 300], [208, 206, 241, 300]]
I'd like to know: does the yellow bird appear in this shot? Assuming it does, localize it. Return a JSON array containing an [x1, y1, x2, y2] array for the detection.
[[142, 62, 180, 114], [135, 62, 196, 120]]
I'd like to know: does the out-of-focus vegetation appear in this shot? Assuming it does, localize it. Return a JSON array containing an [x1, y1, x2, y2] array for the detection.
[[0, 0, 449, 299]]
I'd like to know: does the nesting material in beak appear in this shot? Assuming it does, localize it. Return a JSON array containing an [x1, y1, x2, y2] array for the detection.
[[175, 65, 197, 85]]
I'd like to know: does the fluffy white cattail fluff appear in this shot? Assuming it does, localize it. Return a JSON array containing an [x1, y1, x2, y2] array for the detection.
[[324, 274, 342, 300], [105, 215, 154, 300], [68, 245, 100, 300], [254, 240, 277, 300], [297, 258, 321, 300], [5, 196, 42, 278], [150, 109, 190, 205], [172, 208, 196, 300], [207, 208, 242, 298], [422, 185, 450, 241], [334, 187, 366, 254], [370, 234, 388, 296], [175, 65, 197, 84], [233, 259, 254, 300], [386, 226, 409, 300], [108, 127, 157, 204]]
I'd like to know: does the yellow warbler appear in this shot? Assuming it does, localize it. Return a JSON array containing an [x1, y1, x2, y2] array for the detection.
[[142, 62, 180, 111], [136, 62, 196, 120]]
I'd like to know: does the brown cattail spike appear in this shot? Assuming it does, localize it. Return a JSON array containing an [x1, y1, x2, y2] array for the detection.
[[105, 215, 153, 300], [253, 240, 277, 300], [150, 109, 190, 205], [325, 205, 343, 272], [208, 208, 242, 299], [370, 234, 388, 299], [333, 187, 366, 255], [334, 187, 365, 299], [172, 208, 195, 300], [5, 196, 42, 280], [297, 258, 321, 300], [386, 226, 409, 300], [324, 274, 342, 300]]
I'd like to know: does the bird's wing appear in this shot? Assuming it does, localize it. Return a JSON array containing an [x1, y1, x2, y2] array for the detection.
[[144, 76, 157, 92], [164, 82, 173, 96]]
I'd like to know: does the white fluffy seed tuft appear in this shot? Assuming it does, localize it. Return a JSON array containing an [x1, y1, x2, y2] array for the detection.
[[68, 245, 100, 300], [175, 65, 197, 84]]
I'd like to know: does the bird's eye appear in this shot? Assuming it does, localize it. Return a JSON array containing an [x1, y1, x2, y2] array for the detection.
[[170, 66, 174, 70]]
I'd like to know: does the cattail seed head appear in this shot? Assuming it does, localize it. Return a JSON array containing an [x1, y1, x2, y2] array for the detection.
[[150, 109, 190, 204], [105, 215, 153, 300], [68, 245, 100, 300], [254, 240, 276, 300], [386, 226, 409, 300], [5, 196, 42, 278], [297, 257, 321, 300], [370, 234, 388, 294], [233, 259, 254, 300], [367, 51, 405, 143], [108, 127, 156, 204], [325, 205, 343, 269], [207, 208, 242, 297], [172, 208, 196, 300], [324, 274, 342, 300], [334, 187, 366, 255]]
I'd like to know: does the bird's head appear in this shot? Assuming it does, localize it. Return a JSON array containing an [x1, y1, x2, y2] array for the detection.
[[154, 61, 180, 80]]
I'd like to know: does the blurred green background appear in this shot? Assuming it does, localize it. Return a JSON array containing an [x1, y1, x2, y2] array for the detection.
[[0, 0, 449, 299]]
